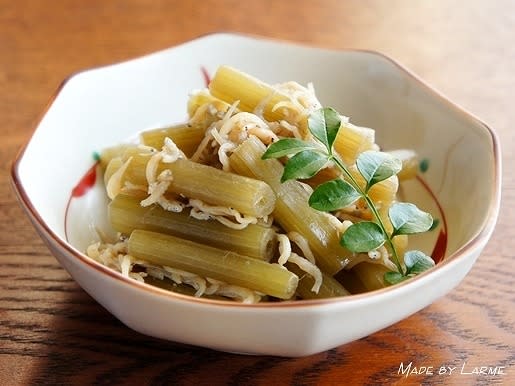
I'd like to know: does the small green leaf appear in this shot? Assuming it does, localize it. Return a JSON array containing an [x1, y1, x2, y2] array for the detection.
[[404, 250, 435, 274], [308, 179, 361, 211], [356, 151, 402, 191], [307, 107, 341, 151], [384, 271, 409, 285], [340, 221, 385, 252], [281, 150, 328, 182], [261, 138, 316, 159], [429, 218, 440, 231], [419, 158, 430, 173], [389, 202, 433, 236]]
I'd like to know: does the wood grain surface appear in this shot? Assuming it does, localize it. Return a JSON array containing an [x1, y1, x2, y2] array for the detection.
[[1, 1, 514, 385]]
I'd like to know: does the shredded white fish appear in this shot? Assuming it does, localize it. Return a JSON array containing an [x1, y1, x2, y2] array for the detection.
[[145, 149, 161, 185], [145, 265, 206, 296], [277, 233, 322, 293], [193, 104, 280, 169], [210, 126, 227, 147], [106, 156, 133, 199], [140, 169, 183, 212], [120, 254, 132, 277], [277, 234, 291, 266], [164, 266, 207, 296], [253, 82, 316, 135], [189, 100, 217, 125], [189, 199, 257, 229], [274, 81, 322, 112], [140, 138, 185, 211], [266, 81, 322, 133], [217, 142, 237, 172], [205, 278, 263, 304], [190, 128, 215, 163], [161, 137, 185, 163], [374, 245, 398, 271], [207, 126, 234, 170], [277, 119, 302, 138], [253, 90, 274, 120], [86, 240, 146, 282], [122, 181, 147, 193], [219, 112, 278, 145], [287, 231, 316, 264], [271, 100, 301, 118], [190, 101, 240, 163], [325, 212, 354, 236], [344, 245, 397, 271], [288, 252, 323, 293], [368, 250, 381, 260], [257, 214, 274, 228], [144, 137, 185, 185]]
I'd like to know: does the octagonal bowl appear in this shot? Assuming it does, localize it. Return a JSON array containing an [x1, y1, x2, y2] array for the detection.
[[11, 33, 500, 357]]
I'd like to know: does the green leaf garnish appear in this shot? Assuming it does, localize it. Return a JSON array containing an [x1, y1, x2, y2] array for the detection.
[[309, 179, 361, 212], [419, 158, 429, 173], [389, 202, 433, 236], [281, 150, 328, 182], [429, 218, 440, 231], [404, 250, 435, 274], [264, 106, 437, 286], [384, 251, 435, 285], [307, 107, 341, 151], [341, 221, 385, 252], [261, 138, 316, 159], [356, 151, 402, 192], [384, 271, 409, 285]]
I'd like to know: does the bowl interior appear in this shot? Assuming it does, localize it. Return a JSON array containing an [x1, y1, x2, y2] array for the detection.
[[15, 33, 497, 279]]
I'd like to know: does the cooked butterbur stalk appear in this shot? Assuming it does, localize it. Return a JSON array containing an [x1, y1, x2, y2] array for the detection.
[[351, 262, 389, 291], [386, 149, 419, 181], [303, 166, 341, 189], [110, 194, 277, 261], [348, 165, 399, 207], [119, 145, 155, 159], [228, 138, 285, 191], [99, 144, 141, 171], [104, 156, 145, 199], [104, 157, 123, 186], [122, 155, 276, 218], [140, 124, 206, 157], [209, 66, 290, 121], [273, 181, 349, 275], [305, 163, 397, 210], [209, 65, 312, 137], [103, 145, 155, 195], [102, 143, 156, 189], [285, 263, 350, 299], [229, 136, 350, 275], [333, 122, 376, 166], [128, 230, 298, 300]]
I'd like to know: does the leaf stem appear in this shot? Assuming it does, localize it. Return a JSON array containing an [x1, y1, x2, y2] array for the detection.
[[329, 153, 405, 275]]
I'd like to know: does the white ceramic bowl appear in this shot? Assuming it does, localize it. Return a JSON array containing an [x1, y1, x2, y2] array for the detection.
[[11, 33, 501, 357]]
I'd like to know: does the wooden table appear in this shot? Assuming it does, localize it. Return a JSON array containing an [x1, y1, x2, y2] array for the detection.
[[1, 1, 514, 384]]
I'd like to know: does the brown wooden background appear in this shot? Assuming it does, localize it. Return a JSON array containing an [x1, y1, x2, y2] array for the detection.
[[1, 1, 514, 385]]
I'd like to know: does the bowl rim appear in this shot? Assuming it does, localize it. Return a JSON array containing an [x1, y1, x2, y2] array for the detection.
[[10, 31, 502, 309]]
